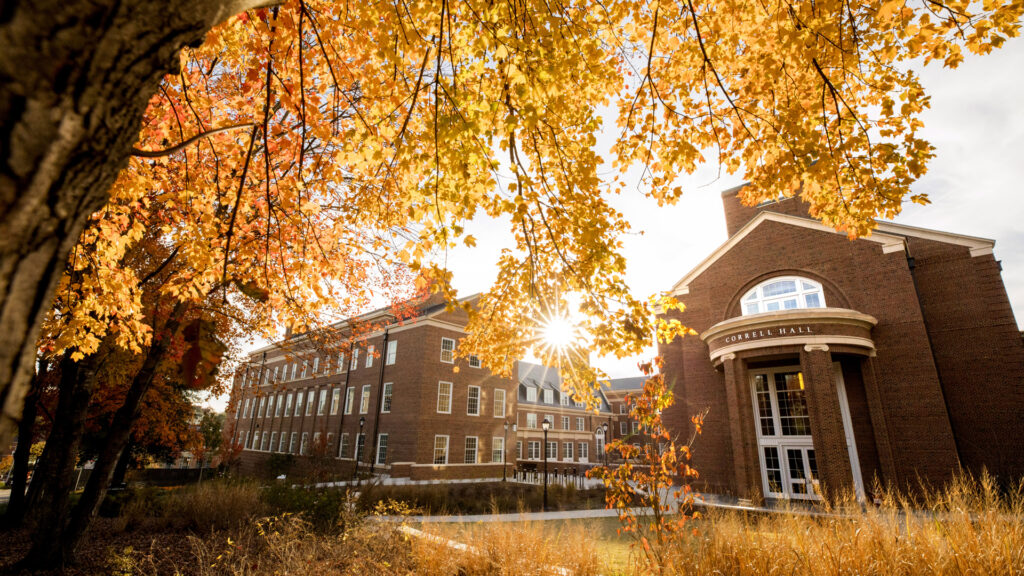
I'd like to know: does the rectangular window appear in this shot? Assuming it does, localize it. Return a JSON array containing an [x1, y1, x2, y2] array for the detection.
[[270, 432, 277, 452], [526, 387, 537, 402], [355, 433, 366, 461], [300, 433, 309, 455], [351, 349, 359, 370], [561, 416, 570, 430], [386, 340, 397, 365], [632, 421, 640, 434], [301, 360, 308, 378], [437, 381, 452, 413], [526, 413, 537, 428], [493, 389, 506, 418], [517, 441, 523, 460], [528, 441, 541, 460], [465, 436, 478, 463], [440, 337, 455, 363], [564, 442, 573, 460], [306, 390, 314, 416], [377, 434, 389, 464], [242, 398, 250, 418], [545, 415, 554, 429], [279, 433, 287, 453], [330, 388, 341, 415], [291, 363, 298, 380], [312, 357, 320, 374], [272, 366, 279, 382], [313, 432, 322, 453], [467, 385, 480, 416], [366, 345, 375, 367], [359, 385, 371, 414], [324, 356, 331, 374], [294, 392, 303, 416], [340, 433, 349, 458], [560, 393, 570, 406], [620, 404, 627, 415], [574, 399, 585, 408], [317, 389, 328, 415], [257, 397, 265, 418], [285, 393, 293, 416], [337, 353, 345, 373], [240, 370, 247, 388], [261, 433, 269, 451], [433, 435, 449, 464], [249, 432, 257, 450], [326, 433, 334, 450], [266, 396, 274, 417], [242, 431, 249, 450], [576, 417, 585, 431], [287, 432, 296, 453], [546, 441, 557, 460], [344, 387, 354, 414], [468, 354, 481, 368], [275, 394, 283, 417], [381, 382, 393, 413], [263, 370, 269, 385], [492, 437, 505, 463], [620, 421, 628, 435], [579, 442, 589, 460], [543, 389, 553, 404]]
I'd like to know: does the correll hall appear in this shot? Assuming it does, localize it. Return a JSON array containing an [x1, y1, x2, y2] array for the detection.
[[657, 186, 1024, 503]]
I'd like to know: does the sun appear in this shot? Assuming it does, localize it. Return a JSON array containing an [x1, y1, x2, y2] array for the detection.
[[541, 315, 577, 350]]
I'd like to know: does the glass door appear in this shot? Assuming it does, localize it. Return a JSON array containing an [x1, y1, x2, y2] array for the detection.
[[750, 368, 820, 500]]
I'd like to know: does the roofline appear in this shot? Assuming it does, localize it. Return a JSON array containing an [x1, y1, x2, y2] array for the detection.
[[669, 212, 907, 295], [719, 182, 750, 197], [874, 221, 994, 257]]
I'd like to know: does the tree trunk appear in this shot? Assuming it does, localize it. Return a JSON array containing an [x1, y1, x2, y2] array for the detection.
[[0, 0, 268, 448], [19, 354, 97, 547], [2, 359, 44, 528], [110, 441, 134, 489], [36, 304, 185, 568]]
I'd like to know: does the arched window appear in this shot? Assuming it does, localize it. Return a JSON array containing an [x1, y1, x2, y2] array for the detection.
[[741, 277, 825, 315]]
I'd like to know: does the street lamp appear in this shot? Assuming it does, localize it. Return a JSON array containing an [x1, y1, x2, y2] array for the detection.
[[601, 422, 610, 466], [352, 416, 365, 483], [541, 418, 551, 511]]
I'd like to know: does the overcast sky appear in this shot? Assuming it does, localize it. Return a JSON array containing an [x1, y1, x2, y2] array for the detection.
[[227, 36, 1024, 408]]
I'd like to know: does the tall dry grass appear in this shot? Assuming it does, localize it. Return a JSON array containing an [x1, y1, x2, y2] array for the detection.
[[671, 473, 1024, 575]]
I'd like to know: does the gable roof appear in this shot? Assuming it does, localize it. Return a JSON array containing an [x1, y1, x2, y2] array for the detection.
[[670, 211, 995, 296]]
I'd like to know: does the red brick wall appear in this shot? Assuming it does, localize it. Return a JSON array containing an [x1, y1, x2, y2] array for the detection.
[[904, 238, 1024, 481], [722, 188, 815, 237], [659, 218, 962, 495]]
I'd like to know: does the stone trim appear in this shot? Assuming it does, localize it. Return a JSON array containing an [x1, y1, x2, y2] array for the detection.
[[701, 308, 878, 343]]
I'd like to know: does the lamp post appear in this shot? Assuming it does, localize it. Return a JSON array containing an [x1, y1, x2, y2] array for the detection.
[[352, 416, 365, 483], [601, 422, 609, 467], [541, 418, 551, 511]]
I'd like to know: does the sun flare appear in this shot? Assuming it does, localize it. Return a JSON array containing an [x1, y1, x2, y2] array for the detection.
[[541, 315, 576, 350]]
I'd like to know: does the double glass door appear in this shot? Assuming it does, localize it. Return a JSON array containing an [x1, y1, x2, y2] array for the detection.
[[750, 368, 820, 500]]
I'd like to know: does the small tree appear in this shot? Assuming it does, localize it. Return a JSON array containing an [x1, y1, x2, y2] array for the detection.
[[590, 358, 707, 575]]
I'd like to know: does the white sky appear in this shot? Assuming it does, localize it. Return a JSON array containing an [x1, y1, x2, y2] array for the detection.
[[217, 37, 1024, 409]]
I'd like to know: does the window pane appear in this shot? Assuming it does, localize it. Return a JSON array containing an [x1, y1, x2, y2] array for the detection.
[[782, 298, 798, 309], [762, 280, 796, 297], [744, 303, 760, 315], [776, 373, 811, 436], [801, 281, 817, 291], [765, 301, 780, 311], [763, 446, 783, 494], [804, 293, 821, 308]]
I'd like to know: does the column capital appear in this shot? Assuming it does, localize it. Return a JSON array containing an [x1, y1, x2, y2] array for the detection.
[[720, 353, 737, 362], [803, 344, 830, 352]]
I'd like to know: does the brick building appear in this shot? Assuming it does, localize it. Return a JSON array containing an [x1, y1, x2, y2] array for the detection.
[[658, 186, 1024, 502], [226, 293, 518, 481], [513, 362, 642, 471]]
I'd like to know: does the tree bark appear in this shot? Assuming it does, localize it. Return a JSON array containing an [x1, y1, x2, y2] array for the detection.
[[31, 304, 186, 568], [20, 354, 97, 540], [0, 0, 269, 447], [1, 358, 44, 528]]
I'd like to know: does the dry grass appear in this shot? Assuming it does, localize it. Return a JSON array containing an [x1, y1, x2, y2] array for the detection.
[[667, 473, 1024, 576]]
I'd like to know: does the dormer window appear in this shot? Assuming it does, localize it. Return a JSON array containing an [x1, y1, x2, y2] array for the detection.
[[742, 277, 825, 315]]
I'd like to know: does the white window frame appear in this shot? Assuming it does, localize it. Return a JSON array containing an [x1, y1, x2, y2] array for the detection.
[[300, 432, 309, 455], [359, 384, 371, 414], [294, 391, 303, 416], [337, 353, 345, 373], [528, 441, 541, 460], [274, 394, 283, 417], [289, 432, 297, 454], [467, 385, 480, 416], [545, 441, 557, 460], [561, 416, 570, 430], [620, 421, 628, 435], [492, 437, 505, 463], [305, 390, 314, 416], [344, 387, 355, 415], [330, 388, 341, 415], [366, 345, 375, 367], [355, 433, 366, 461], [386, 340, 397, 365], [543, 389, 554, 404], [433, 435, 450, 464], [464, 436, 479, 463], [317, 389, 328, 415], [526, 413, 537, 429], [270, 432, 277, 452], [526, 387, 537, 402], [564, 442, 574, 461], [285, 393, 293, 416], [351, 349, 359, 370], [377, 433, 389, 464], [440, 337, 455, 363], [279, 433, 287, 452], [576, 417, 585, 431], [381, 382, 393, 413], [493, 389, 506, 418], [468, 354, 481, 368], [578, 442, 589, 461], [437, 381, 453, 414], [340, 433, 350, 458], [741, 276, 826, 316], [312, 356, 320, 374]]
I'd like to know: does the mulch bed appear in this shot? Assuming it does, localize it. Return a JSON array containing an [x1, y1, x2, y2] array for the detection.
[[0, 519, 203, 575]]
